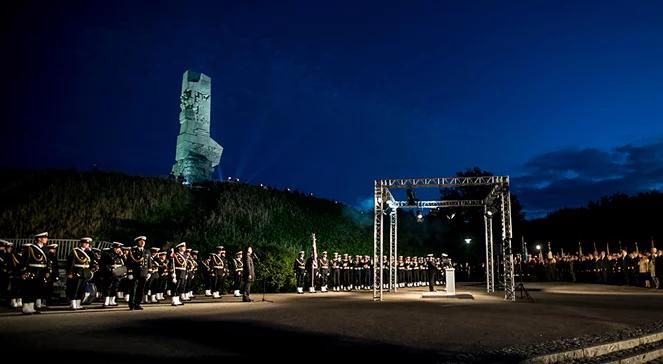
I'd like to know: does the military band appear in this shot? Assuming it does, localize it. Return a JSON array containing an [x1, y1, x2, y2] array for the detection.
[[1, 232, 457, 315]]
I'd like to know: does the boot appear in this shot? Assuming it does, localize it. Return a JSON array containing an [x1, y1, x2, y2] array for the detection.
[[309, 287, 315, 293], [212, 291, 220, 298], [22, 302, 33, 315], [124, 294, 130, 303], [321, 286, 328, 293], [76, 299, 85, 309], [188, 291, 194, 298], [171, 296, 178, 306], [10, 298, 18, 308], [233, 290, 240, 297], [151, 295, 158, 303], [166, 289, 171, 296], [118, 292, 124, 299], [110, 296, 118, 306], [103, 296, 111, 307], [157, 293, 164, 300], [144, 295, 150, 304], [70, 300, 77, 310], [180, 293, 189, 301], [205, 289, 212, 296]]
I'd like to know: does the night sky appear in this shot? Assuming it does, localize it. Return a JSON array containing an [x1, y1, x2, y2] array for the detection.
[[2, 1, 663, 218]]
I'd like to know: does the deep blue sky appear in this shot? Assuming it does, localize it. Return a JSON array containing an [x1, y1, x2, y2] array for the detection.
[[2, 1, 663, 218]]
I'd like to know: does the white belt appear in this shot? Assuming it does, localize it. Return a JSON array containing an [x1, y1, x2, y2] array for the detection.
[[74, 264, 89, 268], [175, 267, 186, 270], [29, 264, 46, 268]]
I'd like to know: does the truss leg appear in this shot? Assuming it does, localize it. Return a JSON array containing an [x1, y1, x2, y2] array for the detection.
[[501, 190, 515, 301], [390, 210, 397, 292], [373, 181, 384, 301]]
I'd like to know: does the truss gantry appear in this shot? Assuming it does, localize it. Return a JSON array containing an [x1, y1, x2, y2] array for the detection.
[[372, 176, 514, 302]]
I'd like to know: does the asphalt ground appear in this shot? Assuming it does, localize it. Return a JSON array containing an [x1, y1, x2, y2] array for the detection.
[[2, 282, 663, 363]]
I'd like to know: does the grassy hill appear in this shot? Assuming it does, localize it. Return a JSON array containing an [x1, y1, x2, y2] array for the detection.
[[0, 170, 373, 291]]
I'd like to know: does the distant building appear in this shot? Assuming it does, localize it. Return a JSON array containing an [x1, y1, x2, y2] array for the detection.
[[171, 70, 223, 184]]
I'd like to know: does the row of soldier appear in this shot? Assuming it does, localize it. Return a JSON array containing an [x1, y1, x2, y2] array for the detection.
[[293, 251, 453, 293], [0, 234, 257, 314]]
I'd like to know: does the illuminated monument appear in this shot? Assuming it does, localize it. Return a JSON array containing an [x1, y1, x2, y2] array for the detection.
[[171, 70, 223, 184]]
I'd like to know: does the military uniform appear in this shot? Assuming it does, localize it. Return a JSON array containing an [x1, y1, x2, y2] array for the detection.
[[66, 238, 93, 310], [318, 252, 329, 292], [100, 242, 125, 307], [21, 233, 50, 314], [171, 242, 188, 306], [126, 236, 150, 310], [293, 252, 306, 294], [43, 244, 60, 307], [184, 250, 199, 300], [210, 246, 228, 298], [232, 252, 243, 297]]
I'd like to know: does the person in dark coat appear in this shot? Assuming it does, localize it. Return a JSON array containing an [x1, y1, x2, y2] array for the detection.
[[426, 254, 437, 292], [242, 245, 255, 302], [126, 236, 151, 310], [43, 243, 60, 307]]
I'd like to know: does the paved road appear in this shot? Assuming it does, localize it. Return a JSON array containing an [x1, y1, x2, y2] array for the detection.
[[1, 283, 662, 363]]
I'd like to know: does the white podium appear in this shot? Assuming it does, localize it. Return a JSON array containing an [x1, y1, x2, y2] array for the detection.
[[445, 268, 456, 294]]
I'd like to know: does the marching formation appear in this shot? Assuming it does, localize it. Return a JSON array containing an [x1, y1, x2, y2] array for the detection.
[[0, 233, 257, 315]]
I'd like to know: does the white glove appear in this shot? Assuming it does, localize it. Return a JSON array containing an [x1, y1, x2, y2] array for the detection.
[[146, 273, 151, 280], [127, 274, 134, 280], [172, 278, 177, 284]]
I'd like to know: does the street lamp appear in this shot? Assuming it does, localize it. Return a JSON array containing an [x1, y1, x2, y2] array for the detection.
[[465, 238, 472, 245], [536, 244, 541, 251]]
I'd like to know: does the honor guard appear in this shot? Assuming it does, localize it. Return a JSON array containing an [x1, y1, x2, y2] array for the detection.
[[145, 247, 160, 303], [319, 251, 330, 292], [210, 246, 228, 298], [330, 252, 341, 291], [185, 250, 199, 300], [232, 251, 243, 297], [6, 242, 23, 309], [155, 251, 168, 301], [294, 251, 306, 294], [100, 242, 125, 307], [201, 253, 212, 296], [20, 232, 50, 314], [170, 242, 188, 306], [0, 240, 10, 303], [126, 236, 150, 310], [65, 237, 92, 311], [341, 253, 351, 290], [305, 249, 318, 293], [43, 243, 59, 307]]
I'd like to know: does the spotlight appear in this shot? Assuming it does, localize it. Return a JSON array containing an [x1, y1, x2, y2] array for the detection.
[[446, 212, 456, 220], [486, 210, 493, 217], [416, 211, 424, 222], [465, 238, 472, 245], [536, 244, 541, 250]]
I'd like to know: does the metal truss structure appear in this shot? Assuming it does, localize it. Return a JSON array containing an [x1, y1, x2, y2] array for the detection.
[[373, 176, 514, 302]]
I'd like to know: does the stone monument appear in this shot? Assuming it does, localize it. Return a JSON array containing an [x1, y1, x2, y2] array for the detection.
[[171, 70, 223, 184]]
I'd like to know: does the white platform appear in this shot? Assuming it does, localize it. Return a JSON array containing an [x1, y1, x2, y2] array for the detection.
[[421, 290, 474, 299]]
